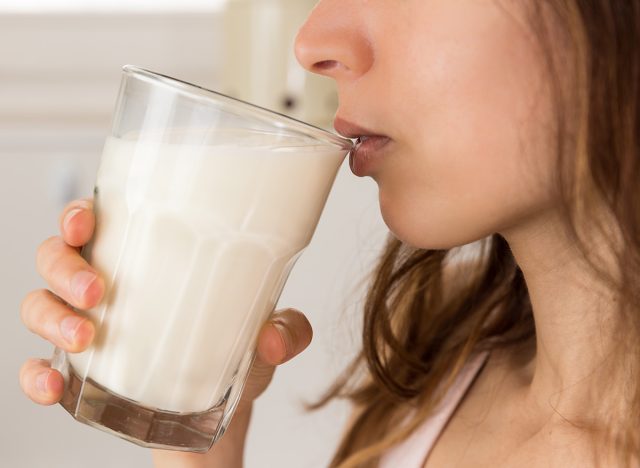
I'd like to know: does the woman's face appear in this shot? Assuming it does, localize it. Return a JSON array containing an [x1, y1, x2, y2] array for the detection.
[[295, 1, 561, 250]]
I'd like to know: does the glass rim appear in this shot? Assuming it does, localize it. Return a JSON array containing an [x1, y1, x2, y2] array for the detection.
[[122, 64, 354, 152]]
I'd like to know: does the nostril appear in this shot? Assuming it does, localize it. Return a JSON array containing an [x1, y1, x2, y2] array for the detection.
[[313, 60, 339, 71]]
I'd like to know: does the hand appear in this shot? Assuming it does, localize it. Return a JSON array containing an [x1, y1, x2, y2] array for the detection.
[[19, 197, 313, 466]]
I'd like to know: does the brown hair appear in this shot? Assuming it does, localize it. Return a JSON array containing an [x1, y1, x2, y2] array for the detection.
[[306, 1, 640, 466]]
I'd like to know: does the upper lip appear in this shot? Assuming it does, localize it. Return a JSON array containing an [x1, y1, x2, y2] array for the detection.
[[333, 116, 388, 140]]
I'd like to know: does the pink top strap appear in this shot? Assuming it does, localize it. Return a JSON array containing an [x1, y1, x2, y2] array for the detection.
[[378, 350, 490, 468]]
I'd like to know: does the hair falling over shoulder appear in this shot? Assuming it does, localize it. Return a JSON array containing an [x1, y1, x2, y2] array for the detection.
[[306, 2, 640, 467]]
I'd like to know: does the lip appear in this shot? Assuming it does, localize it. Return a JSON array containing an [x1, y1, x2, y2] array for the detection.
[[334, 116, 386, 139], [350, 135, 391, 176], [333, 116, 391, 176]]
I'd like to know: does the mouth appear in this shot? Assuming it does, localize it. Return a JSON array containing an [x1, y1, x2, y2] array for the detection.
[[333, 116, 389, 141], [334, 116, 391, 176]]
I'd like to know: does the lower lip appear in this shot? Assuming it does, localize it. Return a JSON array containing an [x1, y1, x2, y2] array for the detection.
[[349, 136, 391, 176]]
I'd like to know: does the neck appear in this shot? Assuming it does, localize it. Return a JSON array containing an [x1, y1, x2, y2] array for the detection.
[[499, 205, 623, 426]]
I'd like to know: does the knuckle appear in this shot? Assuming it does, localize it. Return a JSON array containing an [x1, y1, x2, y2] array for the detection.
[[36, 236, 62, 276], [35, 236, 52, 266], [18, 358, 44, 391], [20, 290, 47, 332], [19, 290, 39, 325], [250, 360, 275, 380], [20, 290, 64, 334], [37, 240, 72, 288]]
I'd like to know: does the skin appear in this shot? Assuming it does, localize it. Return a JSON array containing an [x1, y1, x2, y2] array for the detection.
[[21, 0, 626, 466]]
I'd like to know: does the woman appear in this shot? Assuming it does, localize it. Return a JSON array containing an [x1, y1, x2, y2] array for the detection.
[[18, 1, 639, 466]]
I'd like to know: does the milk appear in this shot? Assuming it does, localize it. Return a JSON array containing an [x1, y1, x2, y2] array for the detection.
[[67, 133, 345, 413]]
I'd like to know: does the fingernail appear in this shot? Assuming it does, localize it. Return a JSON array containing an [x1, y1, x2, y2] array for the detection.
[[272, 321, 292, 362], [71, 271, 96, 302], [63, 208, 82, 231], [60, 316, 84, 344], [36, 371, 50, 394]]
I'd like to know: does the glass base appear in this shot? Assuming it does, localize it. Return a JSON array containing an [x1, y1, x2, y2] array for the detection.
[[58, 364, 229, 453]]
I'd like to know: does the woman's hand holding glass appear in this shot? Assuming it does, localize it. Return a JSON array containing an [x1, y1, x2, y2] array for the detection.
[[18, 197, 314, 467]]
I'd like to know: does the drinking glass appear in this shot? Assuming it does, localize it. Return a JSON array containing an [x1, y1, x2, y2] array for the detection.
[[51, 65, 353, 452]]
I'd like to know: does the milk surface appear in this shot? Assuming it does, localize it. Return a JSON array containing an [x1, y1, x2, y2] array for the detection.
[[67, 133, 345, 413]]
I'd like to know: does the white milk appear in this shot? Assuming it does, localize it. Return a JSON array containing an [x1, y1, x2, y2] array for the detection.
[[68, 133, 345, 413]]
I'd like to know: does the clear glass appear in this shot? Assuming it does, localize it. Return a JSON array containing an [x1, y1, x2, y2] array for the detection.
[[51, 65, 353, 452]]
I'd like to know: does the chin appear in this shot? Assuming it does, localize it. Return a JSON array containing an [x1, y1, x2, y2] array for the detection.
[[379, 206, 456, 251], [388, 227, 470, 251], [379, 193, 490, 251]]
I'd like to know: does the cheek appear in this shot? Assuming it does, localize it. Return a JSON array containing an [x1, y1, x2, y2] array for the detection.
[[376, 3, 555, 249], [376, 5, 558, 249], [379, 142, 553, 250], [379, 94, 558, 250]]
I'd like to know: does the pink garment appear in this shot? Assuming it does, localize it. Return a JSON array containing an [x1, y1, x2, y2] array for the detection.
[[379, 350, 490, 468]]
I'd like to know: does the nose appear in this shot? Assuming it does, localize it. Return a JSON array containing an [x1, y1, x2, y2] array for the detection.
[[294, 1, 374, 81]]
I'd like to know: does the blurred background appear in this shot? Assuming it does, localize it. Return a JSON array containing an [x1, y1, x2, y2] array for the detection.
[[0, 0, 388, 467]]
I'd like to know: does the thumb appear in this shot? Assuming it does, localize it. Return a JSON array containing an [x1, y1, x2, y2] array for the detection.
[[257, 308, 313, 367], [236, 309, 313, 408]]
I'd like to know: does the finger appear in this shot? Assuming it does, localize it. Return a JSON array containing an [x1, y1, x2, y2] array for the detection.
[[257, 308, 313, 366], [19, 358, 65, 405], [36, 236, 104, 310], [20, 289, 95, 353], [58, 198, 95, 248]]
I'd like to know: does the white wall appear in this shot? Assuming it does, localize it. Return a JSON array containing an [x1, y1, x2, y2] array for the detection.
[[0, 12, 388, 468]]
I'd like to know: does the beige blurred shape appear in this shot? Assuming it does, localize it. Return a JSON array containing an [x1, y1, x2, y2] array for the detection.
[[222, 0, 338, 128]]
